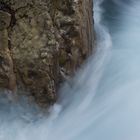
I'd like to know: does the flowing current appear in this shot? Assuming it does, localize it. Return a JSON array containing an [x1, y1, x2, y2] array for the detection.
[[0, 0, 140, 139]]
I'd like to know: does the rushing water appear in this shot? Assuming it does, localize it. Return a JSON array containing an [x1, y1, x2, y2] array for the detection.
[[0, 0, 140, 139]]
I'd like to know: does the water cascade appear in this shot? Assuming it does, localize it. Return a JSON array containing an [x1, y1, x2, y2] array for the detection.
[[0, 0, 140, 139]]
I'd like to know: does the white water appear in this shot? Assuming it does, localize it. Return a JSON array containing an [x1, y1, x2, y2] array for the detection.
[[0, 0, 140, 139]]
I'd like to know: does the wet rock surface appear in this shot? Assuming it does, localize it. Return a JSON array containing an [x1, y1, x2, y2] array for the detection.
[[0, 0, 95, 107]]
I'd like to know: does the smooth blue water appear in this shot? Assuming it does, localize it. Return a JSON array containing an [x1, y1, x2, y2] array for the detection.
[[0, 0, 140, 140]]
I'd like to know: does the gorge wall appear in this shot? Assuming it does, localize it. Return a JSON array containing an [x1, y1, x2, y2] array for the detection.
[[0, 0, 95, 107]]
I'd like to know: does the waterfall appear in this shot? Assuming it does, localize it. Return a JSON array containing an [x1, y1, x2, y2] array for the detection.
[[0, 0, 140, 139]]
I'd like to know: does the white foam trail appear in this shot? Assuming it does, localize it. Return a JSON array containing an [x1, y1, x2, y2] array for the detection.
[[0, 0, 140, 140]]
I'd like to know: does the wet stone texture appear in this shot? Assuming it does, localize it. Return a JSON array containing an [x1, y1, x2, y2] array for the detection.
[[0, 0, 95, 107]]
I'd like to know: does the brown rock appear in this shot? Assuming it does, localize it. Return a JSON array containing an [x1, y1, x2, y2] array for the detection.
[[0, 0, 95, 107], [0, 10, 16, 91]]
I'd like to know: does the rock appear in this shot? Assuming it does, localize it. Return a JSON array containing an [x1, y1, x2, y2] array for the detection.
[[0, 10, 11, 30], [0, 0, 95, 107], [0, 10, 16, 91]]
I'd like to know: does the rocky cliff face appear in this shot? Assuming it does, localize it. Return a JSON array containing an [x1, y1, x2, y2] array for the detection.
[[0, 0, 94, 107]]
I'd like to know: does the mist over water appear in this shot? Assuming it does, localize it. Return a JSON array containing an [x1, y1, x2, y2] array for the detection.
[[0, 0, 140, 139]]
